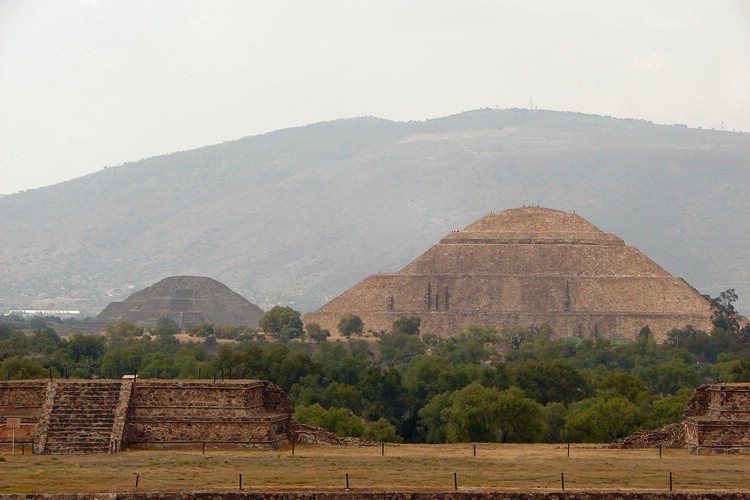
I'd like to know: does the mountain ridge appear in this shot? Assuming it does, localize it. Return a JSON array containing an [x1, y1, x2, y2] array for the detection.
[[1, 108, 748, 316]]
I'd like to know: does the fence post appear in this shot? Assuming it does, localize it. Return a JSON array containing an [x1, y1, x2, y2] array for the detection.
[[292, 442, 295, 456], [202, 441, 205, 455], [135, 474, 139, 488], [346, 473, 349, 489], [669, 471, 673, 491], [561, 472, 565, 491], [454, 472, 458, 490], [567, 443, 570, 457], [239, 473, 242, 490], [659, 444, 662, 459], [473, 444, 476, 457], [381, 442, 384, 456]]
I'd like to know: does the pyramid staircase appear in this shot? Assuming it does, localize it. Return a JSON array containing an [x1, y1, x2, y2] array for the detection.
[[35, 381, 132, 454]]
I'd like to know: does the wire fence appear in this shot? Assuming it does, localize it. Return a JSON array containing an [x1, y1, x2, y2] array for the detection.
[[2, 442, 748, 493]]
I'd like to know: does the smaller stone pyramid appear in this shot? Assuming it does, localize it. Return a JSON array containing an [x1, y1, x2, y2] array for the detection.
[[97, 276, 264, 327], [303, 208, 712, 341]]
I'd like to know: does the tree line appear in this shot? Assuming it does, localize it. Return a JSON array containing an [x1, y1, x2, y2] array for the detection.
[[0, 291, 748, 444]]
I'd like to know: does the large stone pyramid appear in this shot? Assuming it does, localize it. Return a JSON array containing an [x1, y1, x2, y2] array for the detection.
[[303, 208, 712, 342], [97, 276, 264, 328]]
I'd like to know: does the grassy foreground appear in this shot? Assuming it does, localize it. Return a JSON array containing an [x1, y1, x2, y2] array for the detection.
[[0, 443, 748, 494]]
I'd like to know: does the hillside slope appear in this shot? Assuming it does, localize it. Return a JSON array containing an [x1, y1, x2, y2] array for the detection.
[[1, 109, 748, 316]]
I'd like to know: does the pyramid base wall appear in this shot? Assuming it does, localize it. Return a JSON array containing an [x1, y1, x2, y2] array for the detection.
[[305, 310, 710, 342]]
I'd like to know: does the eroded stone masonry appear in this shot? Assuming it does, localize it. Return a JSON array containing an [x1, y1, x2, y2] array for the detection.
[[304, 208, 713, 342], [684, 383, 750, 454], [612, 382, 750, 454], [0, 379, 293, 454], [3, 381, 748, 454]]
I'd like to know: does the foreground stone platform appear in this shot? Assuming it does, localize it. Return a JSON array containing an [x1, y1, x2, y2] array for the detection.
[[612, 382, 750, 454], [0, 380, 292, 454], [684, 383, 750, 454]]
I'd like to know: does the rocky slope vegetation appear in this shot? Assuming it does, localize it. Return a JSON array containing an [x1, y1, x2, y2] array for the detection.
[[0, 109, 748, 316]]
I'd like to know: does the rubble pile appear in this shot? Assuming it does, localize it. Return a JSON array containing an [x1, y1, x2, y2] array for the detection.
[[609, 422, 684, 449]]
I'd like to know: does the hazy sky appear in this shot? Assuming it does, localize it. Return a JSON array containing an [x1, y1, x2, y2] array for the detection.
[[1, 1, 748, 194]]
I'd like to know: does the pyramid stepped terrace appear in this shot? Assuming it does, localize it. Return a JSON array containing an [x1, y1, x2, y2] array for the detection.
[[303, 207, 712, 342]]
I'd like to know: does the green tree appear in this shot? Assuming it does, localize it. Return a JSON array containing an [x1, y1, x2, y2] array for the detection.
[[214, 325, 240, 340], [0, 328, 29, 358], [357, 367, 410, 425], [392, 316, 421, 335], [259, 306, 303, 339], [419, 391, 452, 443], [28, 327, 65, 355], [337, 314, 364, 337], [173, 343, 211, 378], [364, 417, 404, 443], [65, 334, 106, 364], [430, 326, 504, 364], [314, 341, 367, 385], [321, 382, 364, 414], [29, 316, 49, 330], [378, 332, 426, 367], [266, 347, 320, 392], [443, 384, 544, 443], [501, 325, 533, 350], [403, 355, 453, 405], [510, 360, 588, 404], [435, 363, 508, 395], [294, 403, 365, 438], [99, 344, 147, 378], [141, 352, 178, 378], [153, 317, 180, 337], [0, 356, 51, 379], [561, 393, 642, 443], [597, 371, 651, 404], [305, 322, 330, 342], [728, 360, 750, 382], [0, 322, 15, 340], [633, 359, 702, 396], [188, 323, 214, 338], [710, 289, 741, 333], [641, 389, 692, 429], [104, 320, 143, 340], [542, 402, 567, 443]]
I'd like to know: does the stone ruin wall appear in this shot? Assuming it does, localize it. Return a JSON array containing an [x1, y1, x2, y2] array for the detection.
[[684, 383, 750, 454], [0, 380, 292, 452], [613, 383, 750, 454], [124, 381, 291, 449], [0, 381, 47, 443]]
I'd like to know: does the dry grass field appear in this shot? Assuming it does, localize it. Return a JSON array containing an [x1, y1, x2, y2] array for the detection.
[[0, 443, 748, 494]]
